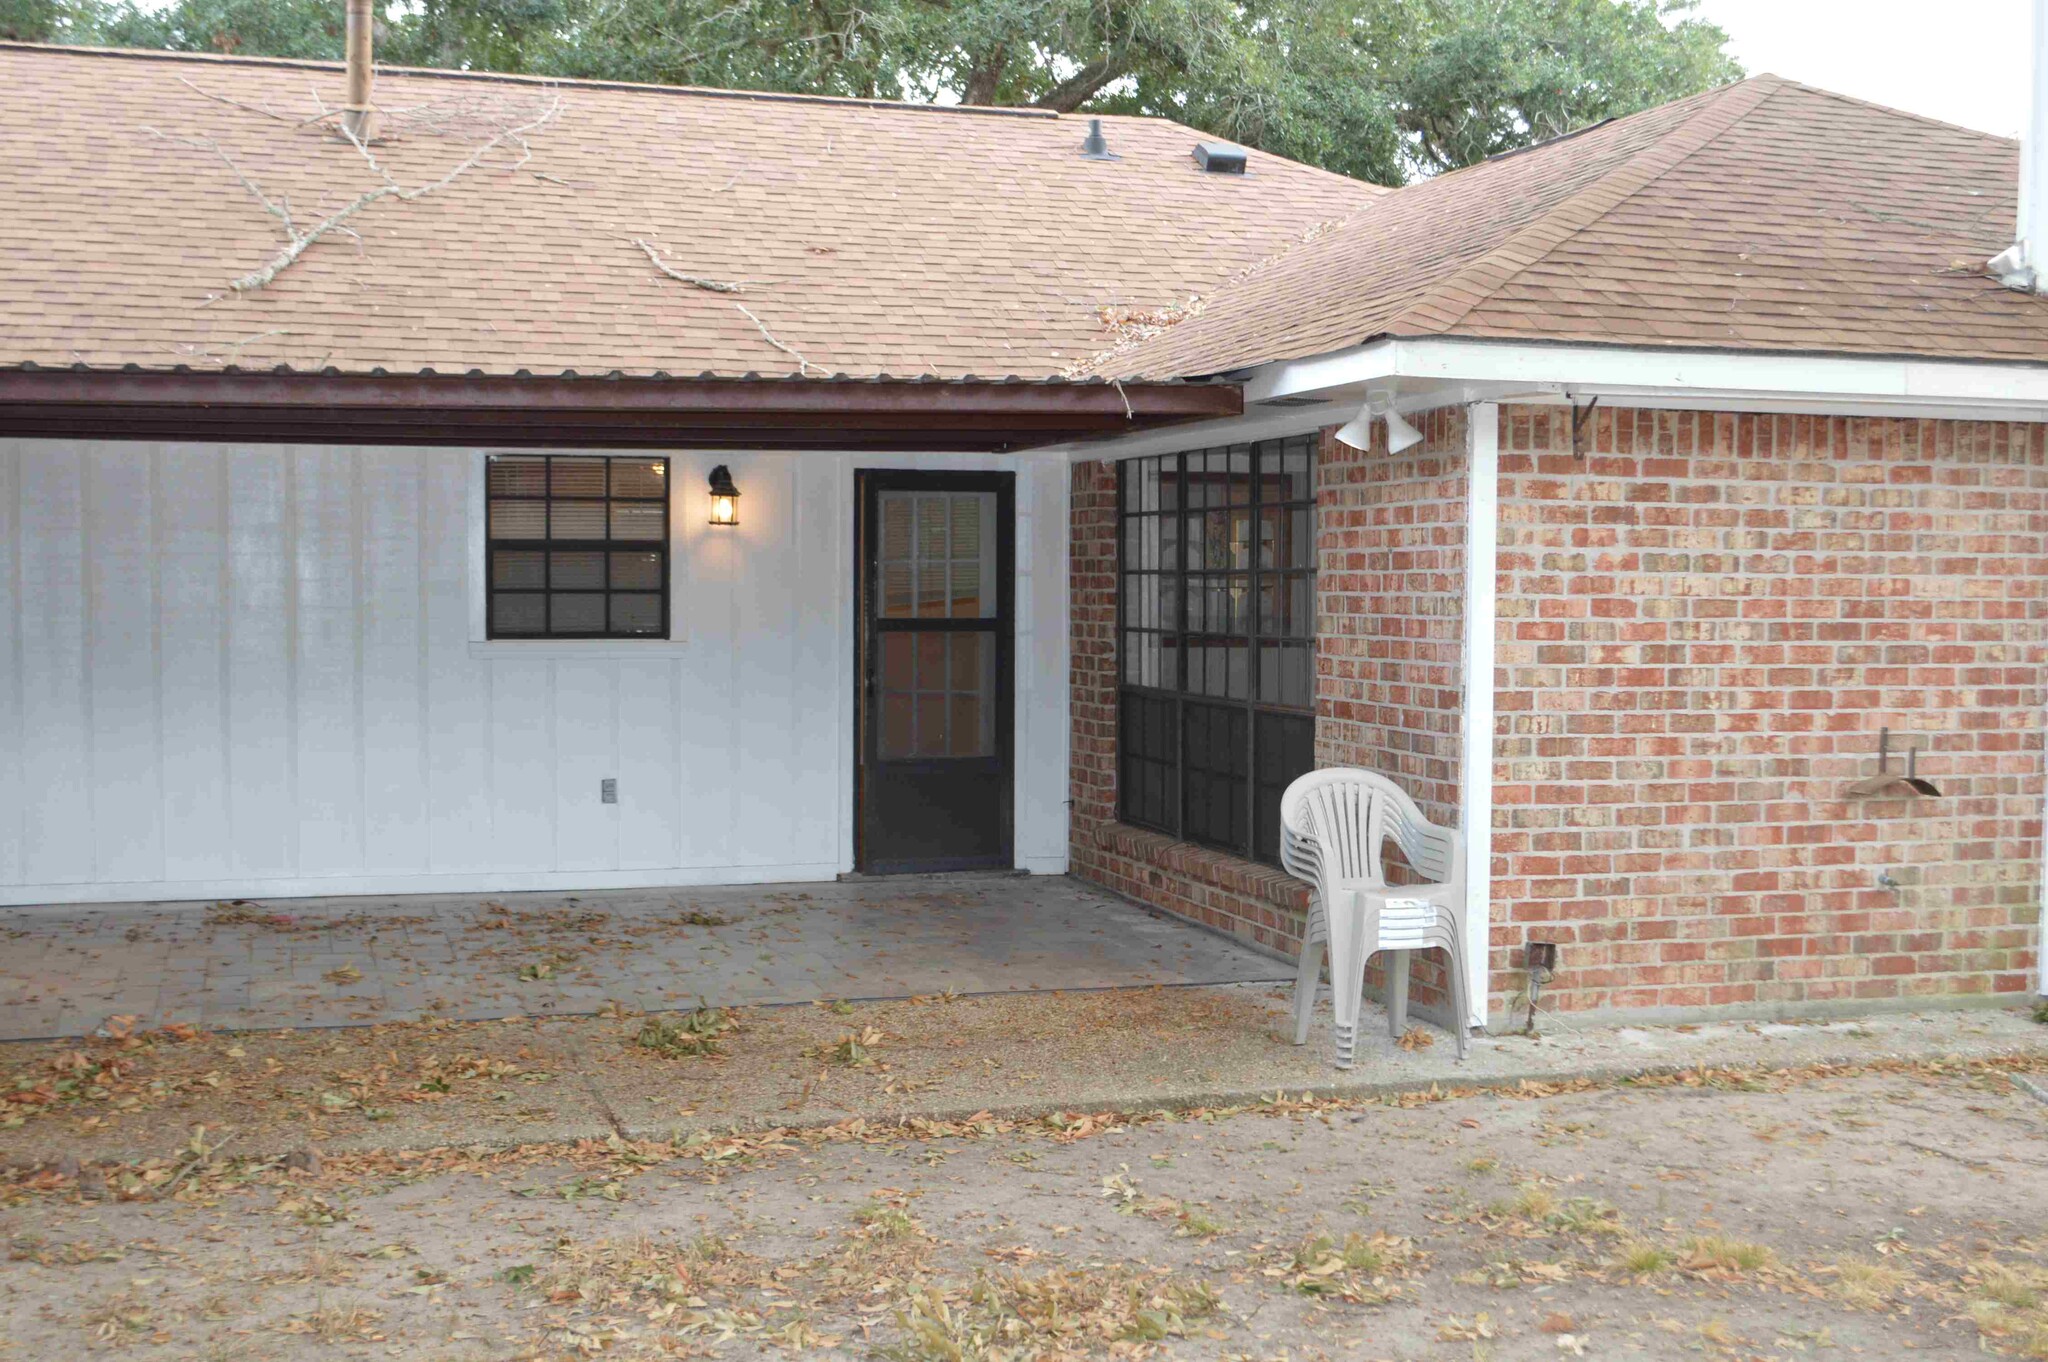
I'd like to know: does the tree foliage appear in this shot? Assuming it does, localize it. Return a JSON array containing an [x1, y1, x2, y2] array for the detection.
[[51, 0, 1740, 183]]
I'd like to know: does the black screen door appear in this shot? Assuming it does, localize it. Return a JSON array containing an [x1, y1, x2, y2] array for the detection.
[[855, 471, 1015, 874]]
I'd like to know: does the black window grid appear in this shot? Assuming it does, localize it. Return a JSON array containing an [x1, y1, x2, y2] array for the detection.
[[1116, 438, 1316, 867], [486, 454, 672, 640]]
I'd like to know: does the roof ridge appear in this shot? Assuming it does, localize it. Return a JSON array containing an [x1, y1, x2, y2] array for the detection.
[[1761, 72, 2019, 144], [1391, 76, 1783, 338], [0, 40, 1066, 118]]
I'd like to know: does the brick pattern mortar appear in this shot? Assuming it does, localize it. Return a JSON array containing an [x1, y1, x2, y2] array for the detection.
[[1491, 406, 2046, 1015]]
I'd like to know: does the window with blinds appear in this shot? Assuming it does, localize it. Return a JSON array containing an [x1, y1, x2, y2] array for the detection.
[[486, 455, 670, 638], [1117, 437, 1316, 867]]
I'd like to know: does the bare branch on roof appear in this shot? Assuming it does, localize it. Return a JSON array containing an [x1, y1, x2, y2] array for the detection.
[[632, 239, 747, 294], [144, 128, 297, 238], [175, 75, 322, 126], [736, 304, 824, 377], [162, 93, 565, 295]]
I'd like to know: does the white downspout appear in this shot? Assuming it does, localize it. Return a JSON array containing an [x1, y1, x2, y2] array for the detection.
[[1458, 403, 1500, 1028], [1991, 0, 2048, 289]]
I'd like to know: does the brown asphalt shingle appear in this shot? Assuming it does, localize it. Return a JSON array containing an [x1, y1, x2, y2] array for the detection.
[[0, 43, 1379, 379], [1095, 76, 2048, 379], [9, 50, 2044, 388]]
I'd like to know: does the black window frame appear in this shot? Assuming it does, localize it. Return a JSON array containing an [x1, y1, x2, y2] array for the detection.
[[1116, 437, 1316, 868], [485, 454, 672, 640]]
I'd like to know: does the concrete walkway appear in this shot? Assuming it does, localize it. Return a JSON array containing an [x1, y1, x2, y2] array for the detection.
[[0, 875, 1291, 1040]]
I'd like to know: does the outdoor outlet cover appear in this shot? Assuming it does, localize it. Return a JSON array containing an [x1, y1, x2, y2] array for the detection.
[[601, 778, 617, 804]]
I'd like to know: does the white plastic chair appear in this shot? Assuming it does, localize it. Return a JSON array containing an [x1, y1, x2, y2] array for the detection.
[[1279, 767, 1470, 1066]]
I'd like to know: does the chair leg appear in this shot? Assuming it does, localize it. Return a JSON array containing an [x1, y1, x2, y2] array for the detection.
[[1332, 932, 1372, 1071], [1425, 929, 1474, 1056], [1291, 908, 1326, 1047], [1385, 948, 1411, 1039], [1435, 934, 1471, 1061]]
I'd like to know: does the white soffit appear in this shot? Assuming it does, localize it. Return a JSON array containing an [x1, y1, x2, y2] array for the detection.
[[1249, 338, 2048, 419], [1051, 339, 2048, 463]]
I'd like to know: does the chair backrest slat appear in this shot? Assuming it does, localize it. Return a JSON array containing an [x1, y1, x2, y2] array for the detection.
[[1279, 767, 1462, 901]]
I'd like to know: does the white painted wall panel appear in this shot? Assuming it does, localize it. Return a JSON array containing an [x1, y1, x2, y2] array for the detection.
[[0, 443, 19, 885], [0, 440, 1071, 904], [552, 659, 618, 874], [489, 658, 555, 874], [18, 446, 91, 885], [157, 446, 231, 882], [615, 659, 680, 870], [224, 448, 294, 881], [422, 453, 492, 875], [293, 447, 363, 878], [359, 450, 429, 876], [85, 447, 164, 884]]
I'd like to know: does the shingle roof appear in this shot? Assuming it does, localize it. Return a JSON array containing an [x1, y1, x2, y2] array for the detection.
[[0, 43, 1380, 380], [1094, 75, 2048, 379]]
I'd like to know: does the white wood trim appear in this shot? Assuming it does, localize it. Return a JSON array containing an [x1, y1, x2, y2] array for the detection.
[[1457, 402, 1500, 1029], [1043, 339, 2048, 466], [1253, 337, 2048, 416], [1043, 401, 1351, 463]]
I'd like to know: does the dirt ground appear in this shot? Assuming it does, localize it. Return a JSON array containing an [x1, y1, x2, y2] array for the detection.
[[2, 1048, 2045, 1360]]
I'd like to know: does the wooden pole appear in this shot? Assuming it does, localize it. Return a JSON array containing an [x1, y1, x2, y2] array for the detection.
[[342, 0, 374, 140]]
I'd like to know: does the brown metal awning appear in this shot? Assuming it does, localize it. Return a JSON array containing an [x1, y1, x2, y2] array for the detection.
[[0, 370, 1241, 451]]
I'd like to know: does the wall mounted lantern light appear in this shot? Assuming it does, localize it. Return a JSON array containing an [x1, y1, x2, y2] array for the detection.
[[707, 465, 740, 526]]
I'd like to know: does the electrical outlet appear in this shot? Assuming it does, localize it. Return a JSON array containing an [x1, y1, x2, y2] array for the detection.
[[600, 778, 617, 805]]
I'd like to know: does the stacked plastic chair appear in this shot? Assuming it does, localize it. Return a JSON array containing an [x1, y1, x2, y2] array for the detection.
[[1279, 767, 1471, 1067]]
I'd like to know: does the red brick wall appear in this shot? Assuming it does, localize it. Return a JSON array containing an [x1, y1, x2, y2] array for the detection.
[[1315, 410, 1470, 824], [1490, 406, 2047, 1017]]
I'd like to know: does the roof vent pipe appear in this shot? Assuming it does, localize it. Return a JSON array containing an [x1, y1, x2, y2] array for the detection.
[[342, 0, 376, 142], [1081, 118, 1118, 160], [1990, 0, 2048, 290]]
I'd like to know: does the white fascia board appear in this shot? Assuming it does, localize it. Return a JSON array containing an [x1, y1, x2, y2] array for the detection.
[[1250, 338, 2048, 421], [1051, 338, 2048, 464], [1040, 398, 1350, 463]]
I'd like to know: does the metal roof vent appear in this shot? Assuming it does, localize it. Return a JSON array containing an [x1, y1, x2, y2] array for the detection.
[[1081, 118, 1119, 161], [1193, 142, 1247, 174]]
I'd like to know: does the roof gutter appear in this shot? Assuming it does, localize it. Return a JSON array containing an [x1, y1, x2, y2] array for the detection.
[[0, 369, 1241, 453]]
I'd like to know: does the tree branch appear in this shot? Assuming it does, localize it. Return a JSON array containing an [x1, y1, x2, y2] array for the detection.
[[144, 128, 296, 238], [632, 238, 746, 293], [961, 44, 1009, 107], [204, 94, 563, 294], [736, 303, 823, 376], [1033, 56, 1122, 113]]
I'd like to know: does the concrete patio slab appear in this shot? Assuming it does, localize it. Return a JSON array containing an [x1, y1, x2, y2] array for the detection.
[[0, 875, 1293, 1041]]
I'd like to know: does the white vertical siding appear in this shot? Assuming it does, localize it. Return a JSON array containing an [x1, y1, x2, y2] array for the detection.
[[0, 445, 21, 886], [18, 445, 90, 886], [0, 440, 1070, 904], [158, 446, 231, 882]]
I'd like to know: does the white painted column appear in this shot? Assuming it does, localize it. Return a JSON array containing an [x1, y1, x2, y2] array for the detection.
[[2025, 0, 2048, 287], [1457, 403, 1500, 1029]]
